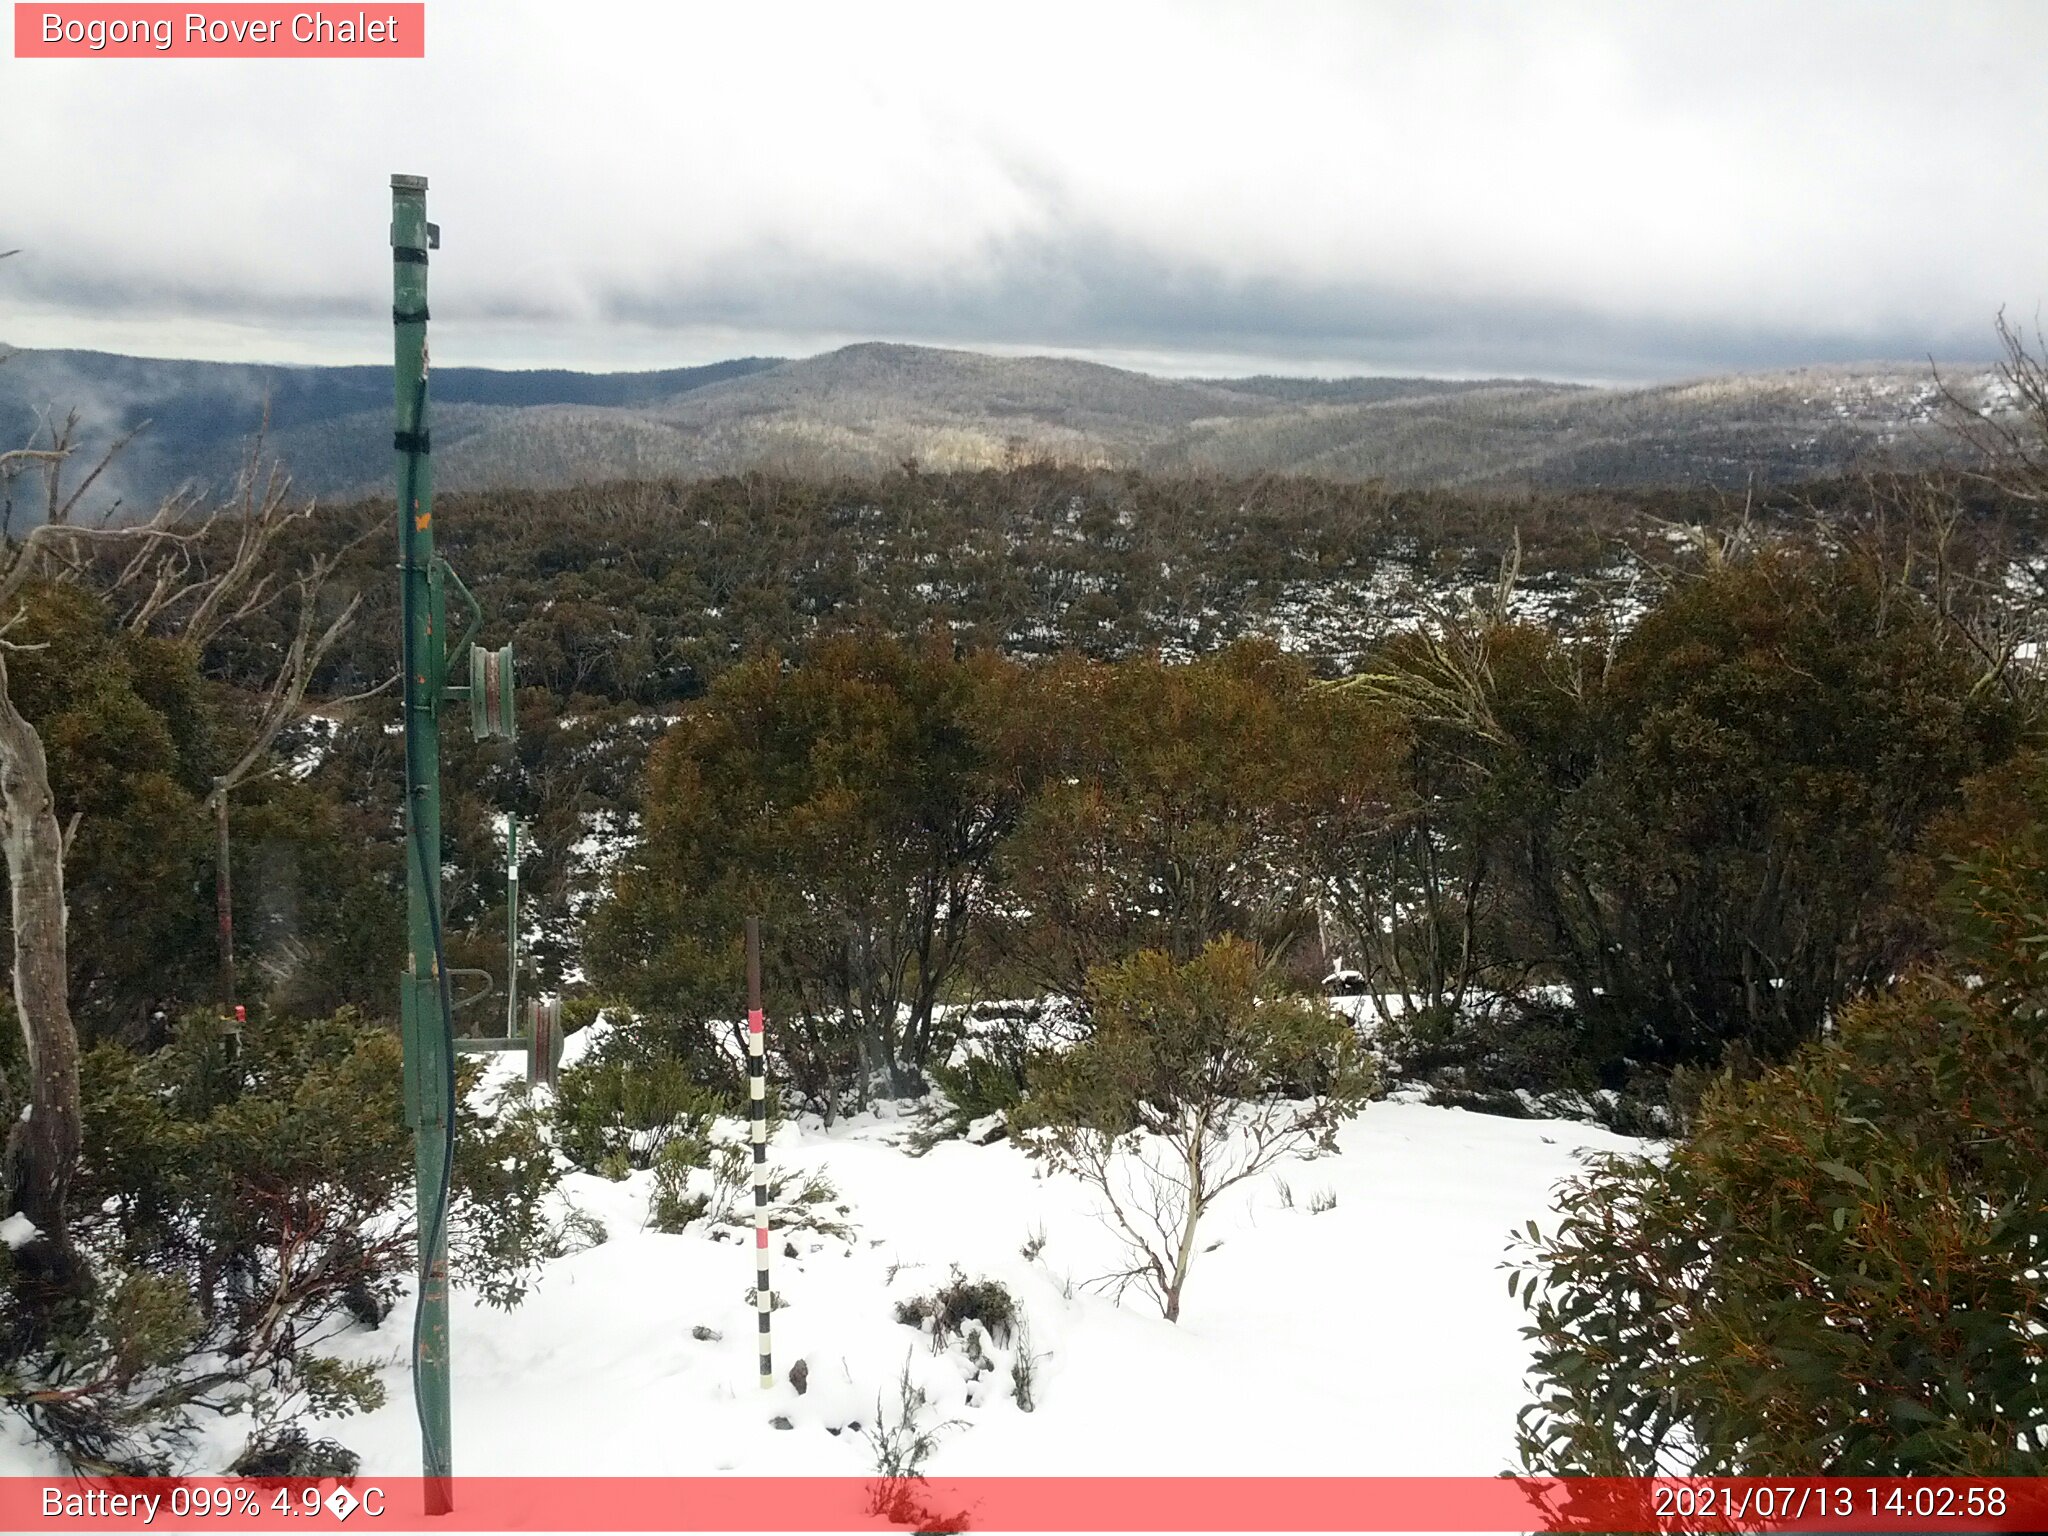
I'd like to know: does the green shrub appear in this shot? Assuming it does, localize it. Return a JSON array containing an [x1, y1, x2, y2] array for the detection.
[[553, 1056, 732, 1172], [454, 1076, 577, 1309], [1018, 938, 1374, 1321], [644, 1128, 851, 1242], [230, 1425, 361, 1480], [1510, 782, 2048, 1474], [1, 1008, 561, 1473], [917, 999, 1083, 1147], [1360, 547, 2021, 1091], [647, 1135, 748, 1234], [893, 1268, 1018, 1348], [925, 1051, 1030, 1141]]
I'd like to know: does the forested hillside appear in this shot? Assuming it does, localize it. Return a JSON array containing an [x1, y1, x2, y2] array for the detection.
[[0, 341, 2016, 513]]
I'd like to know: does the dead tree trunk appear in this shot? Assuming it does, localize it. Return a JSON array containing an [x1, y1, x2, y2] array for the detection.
[[198, 566, 368, 1016], [0, 652, 83, 1297]]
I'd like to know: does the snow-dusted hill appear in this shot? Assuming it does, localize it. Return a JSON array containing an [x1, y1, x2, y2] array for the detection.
[[1, 341, 2014, 511]]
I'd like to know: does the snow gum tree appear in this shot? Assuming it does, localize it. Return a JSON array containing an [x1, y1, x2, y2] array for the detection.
[[1018, 937, 1375, 1322], [590, 632, 1025, 1110], [992, 641, 1398, 999]]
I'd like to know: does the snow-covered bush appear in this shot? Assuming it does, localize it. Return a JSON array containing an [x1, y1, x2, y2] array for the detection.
[[552, 1027, 738, 1174], [647, 1136, 749, 1233], [893, 1268, 1018, 1349], [645, 1132, 851, 1242], [919, 998, 1089, 1147]]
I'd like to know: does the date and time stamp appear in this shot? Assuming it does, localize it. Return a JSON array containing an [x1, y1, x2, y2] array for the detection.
[[1647, 1481, 2015, 1523]]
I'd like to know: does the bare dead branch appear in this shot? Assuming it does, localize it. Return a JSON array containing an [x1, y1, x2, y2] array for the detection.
[[0, 449, 69, 476], [52, 420, 148, 527], [209, 582, 365, 802]]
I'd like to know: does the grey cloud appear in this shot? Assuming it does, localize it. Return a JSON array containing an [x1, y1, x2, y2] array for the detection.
[[2, 1, 2040, 381], [8, 219, 2001, 384], [590, 230, 1997, 382]]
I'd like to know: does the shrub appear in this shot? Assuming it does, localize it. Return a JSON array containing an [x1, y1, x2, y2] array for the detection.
[[455, 1076, 576, 1309], [554, 1056, 733, 1172], [229, 1425, 361, 1481], [1009, 1323, 1042, 1413], [1359, 547, 2022, 1092], [646, 1127, 851, 1243], [862, 1358, 968, 1530], [1373, 997, 1606, 1108], [925, 1053, 1029, 1141], [1510, 779, 2048, 1474], [894, 1268, 1018, 1349], [919, 998, 1086, 1146], [589, 634, 1025, 1102], [0, 1008, 561, 1472], [994, 642, 1394, 1000], [1017, 938, 1374, 1321], [648, 1135, 748, 1234]]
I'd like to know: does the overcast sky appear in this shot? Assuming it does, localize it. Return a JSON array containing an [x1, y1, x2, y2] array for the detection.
[[3, 0, 2045, 381]]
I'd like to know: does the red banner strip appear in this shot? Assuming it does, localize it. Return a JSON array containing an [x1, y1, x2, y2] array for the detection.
[[3, 1476, 2045, 1532], [13, 5, 425, 58]]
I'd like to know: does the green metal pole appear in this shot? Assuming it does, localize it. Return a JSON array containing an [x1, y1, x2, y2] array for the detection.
[[391, 172, 454, 1515]]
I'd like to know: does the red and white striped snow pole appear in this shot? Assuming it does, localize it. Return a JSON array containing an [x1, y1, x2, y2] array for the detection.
[[746, 916, 772, 1390]]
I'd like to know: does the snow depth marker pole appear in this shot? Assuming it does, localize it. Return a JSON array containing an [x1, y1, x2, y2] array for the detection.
[[747, 915, 772, 1389]]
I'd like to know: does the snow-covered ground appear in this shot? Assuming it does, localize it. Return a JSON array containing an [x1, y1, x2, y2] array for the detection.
[[0, 1072, 1638, 1485], [0, 1020, 1643, 1491]]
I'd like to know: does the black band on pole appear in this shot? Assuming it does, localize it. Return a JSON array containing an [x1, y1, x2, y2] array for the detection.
[[394, 246, 431, 265], [393, 306, 431, 324], [394, 430, 432, 455]]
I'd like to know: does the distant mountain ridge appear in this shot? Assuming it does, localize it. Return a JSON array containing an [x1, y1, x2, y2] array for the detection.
[[0, 339, 2003, 512]]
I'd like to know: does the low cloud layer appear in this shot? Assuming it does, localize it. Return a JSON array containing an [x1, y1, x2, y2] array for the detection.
[[3, 0, 2043, 380]]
